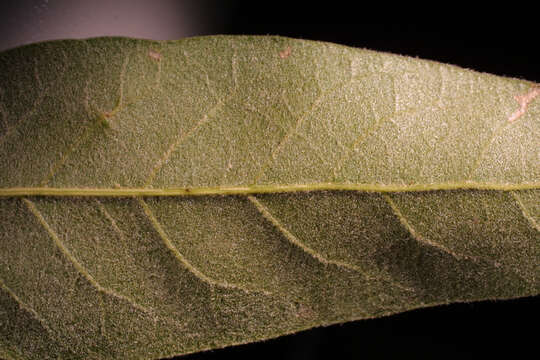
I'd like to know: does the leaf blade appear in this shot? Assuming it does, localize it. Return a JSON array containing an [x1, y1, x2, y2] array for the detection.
[[0, 35, 538, 359]]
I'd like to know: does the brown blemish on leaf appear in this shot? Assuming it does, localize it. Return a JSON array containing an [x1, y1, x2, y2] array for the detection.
[[149, 50, 162, 61], [508, 85, 540, 122], [279, 46, 292, 59], [294, 303, 315, 319]]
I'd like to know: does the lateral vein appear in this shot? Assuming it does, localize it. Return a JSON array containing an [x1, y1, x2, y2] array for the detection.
[[247, 195, 416, 292], [384, 194, 535, 285], [95, 199, 127, 242], [144, 94, 233, 186], [0, 276, 59, 350], [22, 198, 151, 314], [247, 195, 367, 273], [253, 77, 348, 183], [382, 194, 464, 261], [511, 191, 540, 232], [137, 197, 270, 296], [332, 97, 443, 178]]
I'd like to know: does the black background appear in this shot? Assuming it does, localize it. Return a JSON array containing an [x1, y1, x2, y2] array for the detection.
[[1, 2, 538, 360]]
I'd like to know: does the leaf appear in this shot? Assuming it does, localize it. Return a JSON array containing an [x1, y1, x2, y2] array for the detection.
[[0, 35, 538, 359]]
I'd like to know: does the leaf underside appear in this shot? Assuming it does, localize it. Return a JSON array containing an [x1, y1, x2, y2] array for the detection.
[[0, 35, 538, 359]]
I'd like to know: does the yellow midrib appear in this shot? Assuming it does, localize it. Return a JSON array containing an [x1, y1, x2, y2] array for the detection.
[[0, 182, 539, 197]]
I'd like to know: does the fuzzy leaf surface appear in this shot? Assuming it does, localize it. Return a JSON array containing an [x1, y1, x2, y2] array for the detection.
[[0, 36, 538, 359]]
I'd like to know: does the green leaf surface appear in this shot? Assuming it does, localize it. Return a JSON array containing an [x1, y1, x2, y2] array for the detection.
[[0, 35, 538, 359]]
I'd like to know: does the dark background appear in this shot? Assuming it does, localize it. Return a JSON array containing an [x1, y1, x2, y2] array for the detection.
[[1, 1, 538, 83], [1, 1, 538, 359]]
